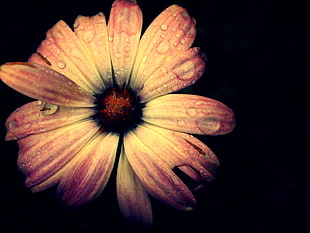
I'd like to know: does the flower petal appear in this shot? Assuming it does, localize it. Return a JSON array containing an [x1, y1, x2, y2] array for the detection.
[[108, 0, 142, 85], [0, 62, 95, 107], [130, 4, 196, 90], [128, 124, 219, 190], [73, 13, 113, 88], [143, 94, 235, 135], [57, 132, 119, 206], [17, 119, 99, 187], [117, 148, 152, 226], [124, 124, 196, 211], [28, 20, 104, 93], [5, 101, 95, 140], [138, 48, 205, 102]]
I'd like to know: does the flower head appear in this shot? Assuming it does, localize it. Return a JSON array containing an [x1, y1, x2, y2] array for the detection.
[[0, 0, 235, 226]]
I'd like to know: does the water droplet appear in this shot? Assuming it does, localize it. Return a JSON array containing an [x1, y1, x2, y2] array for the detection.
[[37, 100, 43, 106], [186, 107, 197, 117], [157, 40, 170, 54], [42, 104, 58, 116], [177, 120, 186, 127], [160, 67, 167, 73], [8, 120, 18, 131], [82, 30, 95, 43], [57, 60, 66, 69], [24, 123, 32, 129], [160, 24, 168, 31]]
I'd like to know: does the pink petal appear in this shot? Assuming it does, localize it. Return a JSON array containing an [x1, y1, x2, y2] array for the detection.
[[0, 62, 95, 107], [130, 4, 196, 91], [124, 124, 197, 211], [143, 94, 235, 135], [57, 132, 119, 206], [5, 101, 95, 140], [117, 149, 152, 226], [17, 119, 99, 188], [128, 124, 219, 191], [138, 48, 205, 102], [108, 0, 142, 85], [73, 13, 113, 88], [28, 20, 104, 93]]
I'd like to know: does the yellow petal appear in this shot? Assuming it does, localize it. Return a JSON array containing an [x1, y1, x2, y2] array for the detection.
[[108, 0, 142, 85], [0, 62, 95, 107], [5, 101, 95, 140], [139, 47, 205, 102], [28, 20, 103, 93], [117, 148, 152, 226], [124, 125, 196, 210], [74, 13, 113, 88], [17, 119, 99, 187], [143, 94, 235, 135], [130, 5, 196, 90], [57, 132, 119, 206]]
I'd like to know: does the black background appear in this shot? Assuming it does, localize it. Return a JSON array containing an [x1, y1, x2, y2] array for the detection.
[[0, 0, 308, 232]]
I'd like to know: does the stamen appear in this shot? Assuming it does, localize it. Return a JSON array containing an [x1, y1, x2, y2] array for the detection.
[[95, 86, 143, 133]]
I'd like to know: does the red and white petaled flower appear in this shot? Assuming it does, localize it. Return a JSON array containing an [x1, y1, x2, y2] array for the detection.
[[0, 0, 235, 226]]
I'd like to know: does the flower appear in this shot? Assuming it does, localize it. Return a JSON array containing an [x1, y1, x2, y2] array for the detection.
[[0, 0, 235, 226]]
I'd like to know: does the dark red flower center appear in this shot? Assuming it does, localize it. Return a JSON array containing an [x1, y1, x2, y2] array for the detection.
[[95, 86, 143, 133]]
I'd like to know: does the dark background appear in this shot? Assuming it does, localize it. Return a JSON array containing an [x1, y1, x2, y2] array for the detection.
[[0, 0, 308, 232]]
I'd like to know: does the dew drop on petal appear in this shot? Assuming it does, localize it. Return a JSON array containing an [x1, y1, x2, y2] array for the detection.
[[42, 104, 59, 116], [160, 24, 168, 31], [177, 120, 186, 127], [8, 120, 18, 131], [57, 60, 66, 69], [157, 40, 170, 54], [186, 107, 198, 117], [37, 100, 44, 106]]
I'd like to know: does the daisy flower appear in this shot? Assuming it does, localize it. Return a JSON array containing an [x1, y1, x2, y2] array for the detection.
[[0, 0, 235, 226]]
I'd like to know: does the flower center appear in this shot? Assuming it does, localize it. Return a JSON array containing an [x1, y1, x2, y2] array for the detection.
[[95, 86, 143, 133]]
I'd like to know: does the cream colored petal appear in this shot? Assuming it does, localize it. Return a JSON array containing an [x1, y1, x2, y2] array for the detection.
[[138, 48, 205, 102], [28, 20, 103, 93], [5, 101, 95, 140], [129, 124, 219, 190], [0, 63, 95, 107], [57, 132, 119, 206], [17, 119, 99, 188], [124, 124, 196, 210], [108, 0, 142, 85], [74, 13, 113, 88], [130, 5, 196, 90], [143, 94, 235, 135], [117, 148, 152, 226], [30, 166, 63, 193]]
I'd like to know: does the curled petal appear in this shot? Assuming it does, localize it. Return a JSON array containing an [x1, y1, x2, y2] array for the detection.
[[5, 101, 95, 140], [124, 125, 196, 211], [73, 13, 113, 88], [57, 132, 119, 206], [139, 48, 205, 102], [17, 119, 99, 187], [117, 149, 152, 226], [131, 4, 196, 90], [28, 20, 104, 93], [129, 124, 219, 190], [0, 63, 95, 107], [108, 0, 142, 85], [143, 94, 235, 135]]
